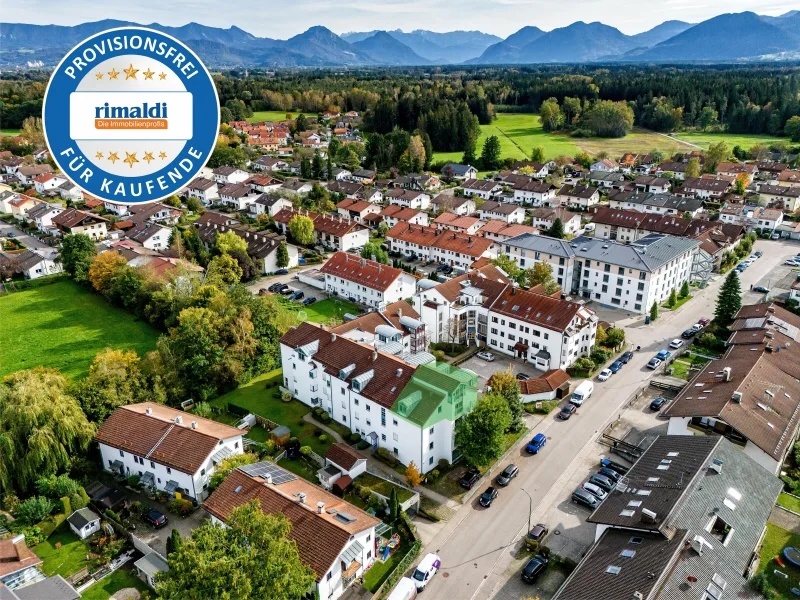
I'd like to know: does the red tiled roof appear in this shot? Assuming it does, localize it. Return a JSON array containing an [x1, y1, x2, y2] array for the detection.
[[519, 369, 570, 395], [434, 212, 483, 229], [0, 537, 41, 578], [336, 198, 374, 213], [386, 222, 438, 246], [321, 252, 404, 292], [490, 286, 582, 332], [478, 220, 538, 238], [432, 230, 493, 257], [325, 443, 366, 471]]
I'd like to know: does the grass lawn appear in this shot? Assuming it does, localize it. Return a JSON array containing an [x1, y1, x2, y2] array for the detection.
[[758, 522, 800, 598], [1, 128, 21, 136], [208, 369, 334, 455], [662, 295, 692, 311], [355, 472, 414, 503], [277, 297, 360, 324], [80, 566, 150, 600], [33, 528, 91, 578], [277, 457, 319, 482], [0, 279, 160, 379], [673, 131, 787, 151], [363, 542, 409, 592], [247, 110, 312, 123], [778, 492, 800, 514]]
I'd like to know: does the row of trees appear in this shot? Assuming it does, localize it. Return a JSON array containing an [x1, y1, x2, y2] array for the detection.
[[540, 97, 634, 138]]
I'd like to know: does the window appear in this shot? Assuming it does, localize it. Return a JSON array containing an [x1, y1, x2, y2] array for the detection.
[[327, 572, 332, 581], [166, 467, 171, 474], [601, 284, 608, 293], [201, 468, 206, 476], [366, 405, 371, 412], [354, 399, 359, 405], [393, 419, 398, 426], [707, 516, 734, 544], [618, 267, 625, 275], [602, 274, 609, 283], [150, 460, 155, 468], [120, 450, 124, 457], [429, 442, 434, 450], [381, 434, 386, 441], [615, 288, 622, 297], [429, 427, 434, 434], [637, 282, 644, 291], [429, 457, 434, 465], [381, 407, 386, 427], [234, 442, 239, 449], [639, 271, 646, 280], [604, 264, 611, 272], [393, 432, 398, 441]]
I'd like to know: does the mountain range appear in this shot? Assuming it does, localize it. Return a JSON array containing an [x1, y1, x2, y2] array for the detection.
[[1, 12, 799, 69]]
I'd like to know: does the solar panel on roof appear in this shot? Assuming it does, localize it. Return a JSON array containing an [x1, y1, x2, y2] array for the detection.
[[239, 462, 297, 485]]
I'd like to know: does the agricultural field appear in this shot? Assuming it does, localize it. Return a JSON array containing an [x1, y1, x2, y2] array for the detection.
[[247, 110, 312, 123], [0, 279, 160, 379], [672, 131, 788, 151]]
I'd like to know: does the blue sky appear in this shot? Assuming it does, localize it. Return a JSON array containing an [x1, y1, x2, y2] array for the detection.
[[4, 0, 797, 38]]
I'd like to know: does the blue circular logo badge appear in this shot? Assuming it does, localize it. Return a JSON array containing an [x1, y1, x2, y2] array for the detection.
[[43, 27, 219, 205]]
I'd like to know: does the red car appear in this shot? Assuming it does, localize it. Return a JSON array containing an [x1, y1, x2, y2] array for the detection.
[[698, 317, 710, 326]]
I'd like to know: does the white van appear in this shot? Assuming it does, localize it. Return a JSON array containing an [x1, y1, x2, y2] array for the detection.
[[570, 381, 594, 406], [411, 553, 441, 591], [387, 577, 418, 600]]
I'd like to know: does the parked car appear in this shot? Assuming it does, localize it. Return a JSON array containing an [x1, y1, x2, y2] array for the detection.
[[609, 360, 623, 374], [411, 553, 441, 591], [275, 268, 289, 275], [496, 464, 519, 486], [600, 458, 629, 474], [571, 488, 599, 509], [302, 296, 317, 306], [459, 467, 481, 490], [289, 290, 305, 301], [698, 317, 710, 326], [647, 357, 662, 369], [268, 282, 284, 292], [526, 433, 547, 454], [143, 508, 168, 529], [515, 373, 531, 381], [6, 232, 14, 237], [772, 233, 780, 240], [669, 339, 684, 349], [597, 467, 622, 482], [681, 328, 697, 339], [650, 397, 668, 411], [588, 473, 615, 493], [655, 350, 672, 361], [597, 368, 612, 382], [582, 481, 608, 501], [476, 351, 495, 362], [753, 286, 770, 294], [479, 486, 499, 507], [521, 555, 549, 584], [558, 404, 577, 420], [275, 284, 290, 294], [755, 251, 763, 257], [785, 259, 800, 267], [619, 351, 634, 364], [525, 524, 549, 549]]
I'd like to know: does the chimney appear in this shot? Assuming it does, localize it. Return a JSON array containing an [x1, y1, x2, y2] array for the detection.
[[640, 508, 657, 524], [146, 407, 152, 415], [317, 501, 325, 514], [396, 368, 403, 377], [722, 366, 732, 382], [331, 333, 337, 342], [175, 415, 183, 425], [731, 391, 743, 403], [191, 420, 197, 429], [297, 492, 307, 504]]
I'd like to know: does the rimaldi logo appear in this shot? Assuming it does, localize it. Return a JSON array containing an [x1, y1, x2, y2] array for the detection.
[[43, 27, 219, 205]]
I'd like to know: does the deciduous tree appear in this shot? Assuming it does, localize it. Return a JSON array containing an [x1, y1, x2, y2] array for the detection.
[[361, 242, 388, 264], [487, 368, 524, 432], [155, 500, 316, 600], [530, 146, 545, 163], [215, 230, 248, 256], [88, 251, 127, 294], [605, 327, 625, 350], [492, 254, 524, 285], [685, 157, 701, 179], [73, 349, 148, 423], [525, 262, 559, 294], [208, 453, 258, 491], [405, 461, 423, 488], [288, 215, 315, 245], [454, 393, 511, 468], [206, 253, 243, 286], [539, 98, 564, 132], [60, 233, 97, 283]]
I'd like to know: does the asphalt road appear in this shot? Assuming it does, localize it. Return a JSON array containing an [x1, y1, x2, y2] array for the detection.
[[0, 219, 55, 252], [418, 238, 799, 600]]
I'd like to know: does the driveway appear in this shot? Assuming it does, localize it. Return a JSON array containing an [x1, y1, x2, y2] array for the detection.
[[246, 266, 327, 300], [460, 353, 544, 388], [131, 496, 209, 557], [0, 219, 55, 252]]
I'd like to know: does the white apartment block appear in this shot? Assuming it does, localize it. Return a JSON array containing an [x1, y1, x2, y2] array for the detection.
[[321, 252, 417, 310]]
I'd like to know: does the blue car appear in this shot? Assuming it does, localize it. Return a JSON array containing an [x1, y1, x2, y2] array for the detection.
[[526, 433, 547, 454], [655, 350, 672, 361], [609, 360, 624, 374]]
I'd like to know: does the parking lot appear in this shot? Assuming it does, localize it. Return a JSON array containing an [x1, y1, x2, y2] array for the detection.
[[460, 353, 546, 388], [131, 496, 209, 557], [247, 266, 327, 300], [744, 248, 800, 304]]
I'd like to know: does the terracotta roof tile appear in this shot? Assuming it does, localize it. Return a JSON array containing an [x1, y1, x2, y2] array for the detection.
[[321, 252, 404, 292], [325, 443, 366, 471]]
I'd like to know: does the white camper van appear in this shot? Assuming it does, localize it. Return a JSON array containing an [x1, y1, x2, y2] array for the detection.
[[569, 381, 594, 406]]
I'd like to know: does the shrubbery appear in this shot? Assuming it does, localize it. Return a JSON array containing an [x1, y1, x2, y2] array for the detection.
[[375, 447, 400, 468], [167, 498, 194, 517], [16, 496, 55, 524]]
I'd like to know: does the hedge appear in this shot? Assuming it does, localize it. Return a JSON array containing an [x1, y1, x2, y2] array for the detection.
[[36, 513, 66, 539], [227, 402, 250, 417], [60, 496, 71, 516]]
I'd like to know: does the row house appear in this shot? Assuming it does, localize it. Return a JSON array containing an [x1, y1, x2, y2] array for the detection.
[[720, 205, 784, 230], [393, 173, 440, 192], [126, 222, 172, 251], [413, 267, 597, 370], [529, 207, 581, 235], [478, 200, 526, 224], [212, 165, 250, 185], [129, 202, 183, 226], [348, 169, 376, 184], [280, 322, 479, 473], [273, 208, 370, 252], [608, 190, 704, 217], [336, 198, 382, 224], [249, 194, 293, 218], [502, 232, 704, 314], [588, 171, 625, 189], [281, 180, 314, 196], [557, 184, 600, 210], [461, 178, 502, 200], [372, 205, 429, 229], [32, 173, 67, 195], [385, 188, 431, 210], [777, 169, 800, 187], [679, 176, 730, 200], [716, 161, 757, 183], [513, 180, 557, 206], [634, 175, 670, 194], [328, 180, 366, 200], [320, 252, 416, 310], [218, 182, 259, 210], [478, 221, 539, 244], [386, 222, 495, 271], [185, 177, 219, 205], [16, 164, 53, 186], [246, 174, 282, 194], [590, 158, 619, 173], [95, 402, 245, 501], [655, 160, 689, 180], [431, 194, 476, 216], [252, 156, 289, 172], [433, 212, 485, 234], [26, 202, 64, 234]]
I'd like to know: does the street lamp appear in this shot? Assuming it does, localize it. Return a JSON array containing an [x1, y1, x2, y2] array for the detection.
[[520, 488, 533, 534]]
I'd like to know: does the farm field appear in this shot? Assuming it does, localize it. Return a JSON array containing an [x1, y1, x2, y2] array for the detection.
[[247, 110, 312, 123], [0, 279, 160, 379], [672, 131, 787, 151]]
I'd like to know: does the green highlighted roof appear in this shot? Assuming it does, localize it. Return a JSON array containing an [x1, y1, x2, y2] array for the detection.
[[392, 363, 479, 427]]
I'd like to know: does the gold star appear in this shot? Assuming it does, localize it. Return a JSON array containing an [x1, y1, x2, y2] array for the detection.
[[95, 71, 104, 80], [107, 68, 119, 80], [123, 64, 139, 80], [159, 72, 167, 80], [107, 151, 119, 164], [143, 151, 155, 164], [143, 68, 155, 80], [158, 151, 167, 160], [123, 152, 139, 168], [95, 151, 104, 159]]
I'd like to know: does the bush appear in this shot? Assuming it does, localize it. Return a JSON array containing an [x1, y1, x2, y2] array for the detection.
[[105, 509, 122, 523], [127, 474, 141, 488], [319, 434, 329, 444], [748, 572, 773, 600], [193, 401, 212, 418], [77, 486, 90, 507], [590, 346, 611, 364], [428, 469, 440, 480], [167, 498, 194, 517], [359, 486, 373, 502], [348, 432, 362, 444], [36, 474, 81, 498], [2, 494, 20, 515], [60, 496, 71, 516], [281, 391, 293, 402], [36, 513, 66, 539], [357, 440, 371, 450], [17, 496, 56, 524], [375, 447, 399, 468], [300, 445, 312, 457], [9, 525, 44, 547], [438, 459, 451, 471]]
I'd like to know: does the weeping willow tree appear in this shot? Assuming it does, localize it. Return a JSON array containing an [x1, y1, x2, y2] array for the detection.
[[0, 367, 95, 493]]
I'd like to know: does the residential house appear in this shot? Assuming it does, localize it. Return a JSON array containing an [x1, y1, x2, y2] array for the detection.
[[478, 221, 539, 244], [513, 180, 556, 206], [375, 205, 429, 229], [32, 173, 67, 195], [431, 194, 476, 216], [317, 443, 368, 491], [588, 171, 625, 189], [274, 209, 370, 252], [386, 188, 431, 210], [102, 200, 131, 216], [557, 185, 600, 210], [759, 185, 800, 211], [204, 462, 379, 600], [52, 208, 108, 239], [67, 508, 101, 540], [478, 201, 526, 224], [461, 179, 501, 200], [502, 232, 706, 313], [331, 300, 428, 357], [590, 158, 619, 173], [186, 177, 219, 205], [433, 212, 484, 234], [386, 223, 495, 270], [529, 207, 581, 235], [16, 164, 53, 186], [777, 169, 800, 187], [280, 180, 314, 196], [328, 181, 365, 199], [0, 190, 17, 213], [0, 249, 63, 280], [716, 161, 757, 183], [26, 202, 64, 234], [218, 182, 258, 210], [249, 194, 293, 218], [321, 252, 416, 309], [553, 435, 782, 600], [655, 161, 689, 180], [212, 166, 250, 185], [518, 369, 571, 403], [129, 202, 182, 226], [618, 153, 639, 173], [608, 191, 704, 217], [330, 168, 352, 181], [510, 161, 548, 178], [95, 402, 246, 501], [441, 163, 478, 181], [336, 199, 382, 224], [680, 176, 730, 200], [280, 322, 479, 472], [413, 269, 597, 370], [393, 173, 440, 192], [8, 195, 43, 221], [246, 175, 282, 194], [755, 161, 788, 180], [349, 169, 376, 184], [0, 534, 46, 593], [633, 175, 670, 194], [126, 222, 172, 251], [57, 181, 83, 202], [252, 156, 288, 172], [195, 222, 299, 273], [753, 207, 784, 231]]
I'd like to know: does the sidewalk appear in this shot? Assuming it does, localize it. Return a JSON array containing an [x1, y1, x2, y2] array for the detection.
[[302, 413, 345, 443]]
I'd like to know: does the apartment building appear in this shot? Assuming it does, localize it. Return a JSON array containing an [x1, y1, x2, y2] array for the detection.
[[320, 252, 416, 310]]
